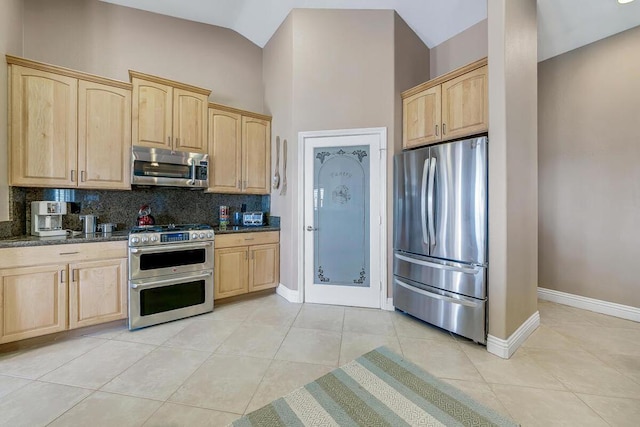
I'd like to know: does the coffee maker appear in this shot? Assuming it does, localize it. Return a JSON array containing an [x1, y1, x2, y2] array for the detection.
[[31, 201, 67, 237]]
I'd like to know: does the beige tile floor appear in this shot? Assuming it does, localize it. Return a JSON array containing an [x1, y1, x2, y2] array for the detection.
[[0, 294, 639, 426]]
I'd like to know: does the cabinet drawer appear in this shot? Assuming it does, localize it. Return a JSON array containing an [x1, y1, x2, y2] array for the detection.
[[215, 231, 279, 249], [0, 241, 127, 269]]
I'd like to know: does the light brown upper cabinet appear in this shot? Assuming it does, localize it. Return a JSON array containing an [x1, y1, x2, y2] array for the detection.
[[130, 71, 210, 154], [7, 56, 131, 189], [402, 58, 488, 149], [208, 103, 272, 194]]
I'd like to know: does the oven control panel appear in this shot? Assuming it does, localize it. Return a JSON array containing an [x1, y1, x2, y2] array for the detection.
[[161, 232, 190, 243], [129, 230, 215, 246]]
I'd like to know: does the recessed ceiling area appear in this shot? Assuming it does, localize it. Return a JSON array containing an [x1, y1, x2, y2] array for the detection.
[[100, 0, 640, 61]]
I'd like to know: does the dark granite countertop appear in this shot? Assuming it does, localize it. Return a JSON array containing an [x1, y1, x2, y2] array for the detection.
[[0, 225, 280, 248], [213, 225, 280, 234], [0, 231, 130, 249]]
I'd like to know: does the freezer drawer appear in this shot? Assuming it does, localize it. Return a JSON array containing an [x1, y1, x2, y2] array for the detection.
[[394, 276, 486, 344], [394, 251, 486, 299]]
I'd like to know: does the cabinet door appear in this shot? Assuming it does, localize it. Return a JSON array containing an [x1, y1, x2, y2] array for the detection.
[[10, 66, 77, 187], [132, 78, 172, 149], [208, 108, 242, 193], [68, 259, 127, 329], [0, 264, 68, 343], [242, 117, 271, 194], [403, 86, 441, 149], [441, 65, 488, 141], [249, 244, 279, 292], [173, 89, 208, 153], [214, 247, 248, 299], [78, 81, 131, 189]]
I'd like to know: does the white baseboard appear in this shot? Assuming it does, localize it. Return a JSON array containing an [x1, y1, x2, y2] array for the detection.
[[538, 287, 640, 322], [487, 310, 540, 359], [381, 298, 394, 311], [276, 284, 301, 303]]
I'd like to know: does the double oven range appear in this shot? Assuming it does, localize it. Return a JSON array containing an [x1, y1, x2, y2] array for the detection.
[[128, 224, 214, 329]]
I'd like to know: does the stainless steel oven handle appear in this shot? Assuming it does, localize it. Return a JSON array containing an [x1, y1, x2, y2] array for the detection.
[[394, 253, 478, 274], [129, 242, 212, 254], [394, 278, 478, 307], [130, 271, 212, 290]]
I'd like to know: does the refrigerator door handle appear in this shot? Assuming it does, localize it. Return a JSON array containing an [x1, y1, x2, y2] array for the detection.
[[420, 158, 429, 245], [394, 253, 479, 274], [394, 278, 479, 308], [427, 156, 436, 249]]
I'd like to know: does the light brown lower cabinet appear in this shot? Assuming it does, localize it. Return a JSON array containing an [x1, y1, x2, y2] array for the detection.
[[68, 259, 127, 329], [0, 264, 68, 343], [214, 232, 279, 300], [0, 241, 127, 344]]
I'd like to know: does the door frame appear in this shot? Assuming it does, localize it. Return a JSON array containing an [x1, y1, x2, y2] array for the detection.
[[297, 127, 387, 307]]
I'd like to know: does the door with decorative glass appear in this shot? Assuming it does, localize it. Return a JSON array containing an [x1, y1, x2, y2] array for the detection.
[[303, 129, 385, 308]]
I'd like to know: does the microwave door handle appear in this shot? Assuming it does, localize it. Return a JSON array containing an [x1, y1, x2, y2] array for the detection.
[[420, 158, 429, 246], [187, 161, 196, 186]]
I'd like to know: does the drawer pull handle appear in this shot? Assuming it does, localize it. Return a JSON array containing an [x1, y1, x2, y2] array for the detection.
[[244, 237, 255, 241], [59, 251, 79, 255]]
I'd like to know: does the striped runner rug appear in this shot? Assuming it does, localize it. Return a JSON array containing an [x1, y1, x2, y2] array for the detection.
[[231, 346, 518, 427]]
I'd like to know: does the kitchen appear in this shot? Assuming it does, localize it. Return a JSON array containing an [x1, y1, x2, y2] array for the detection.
[[0, 0, 639, 425]]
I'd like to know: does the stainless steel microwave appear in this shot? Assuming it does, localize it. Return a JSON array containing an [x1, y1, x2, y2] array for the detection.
[[131, 146, 209, 188]]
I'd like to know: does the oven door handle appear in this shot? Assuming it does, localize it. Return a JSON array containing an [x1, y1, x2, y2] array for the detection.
[[129, 242, 212, 254], [130, 271, 212, 290]]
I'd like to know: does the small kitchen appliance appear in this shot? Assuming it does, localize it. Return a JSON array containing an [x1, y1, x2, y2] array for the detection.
[[242, 212, 264, 226], [79, 214, 98, 235], [31, 201, 67, 237], [128, 224, 215, 330]]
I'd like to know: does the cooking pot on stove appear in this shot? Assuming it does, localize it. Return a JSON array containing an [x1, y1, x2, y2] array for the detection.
[[137, 205, 155, 226]]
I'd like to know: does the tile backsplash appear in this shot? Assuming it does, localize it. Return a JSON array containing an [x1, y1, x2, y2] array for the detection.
[[0, 187, 270, 238]]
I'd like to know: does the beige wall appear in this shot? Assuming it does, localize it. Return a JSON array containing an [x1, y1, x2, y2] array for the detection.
[[0, 0, 23, 222], [264, 9, 428, 293], [392, 13, 431, 293], [538, 26, 640, 308], [488, 0, 538, 341], [263, 14, 295, 290], [292, 8, 395, 292], [292, 9, 396, 294], [23, 0, 264, 112], [430, 19, 487, 79]]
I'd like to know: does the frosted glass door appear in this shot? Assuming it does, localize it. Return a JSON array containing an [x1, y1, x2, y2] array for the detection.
[[314, 146, 369, 287], [303, 130, 383, 309]]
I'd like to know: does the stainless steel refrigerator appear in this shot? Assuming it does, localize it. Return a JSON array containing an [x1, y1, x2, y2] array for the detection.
[[393, 136, 488, 344]]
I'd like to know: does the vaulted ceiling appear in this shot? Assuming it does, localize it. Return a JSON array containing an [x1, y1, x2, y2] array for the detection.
[[101, 0, 640, 61]]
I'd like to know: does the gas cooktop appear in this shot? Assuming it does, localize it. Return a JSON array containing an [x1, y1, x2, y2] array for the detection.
[[129, 224, 213, 234], [128, 224, 214, 246]]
